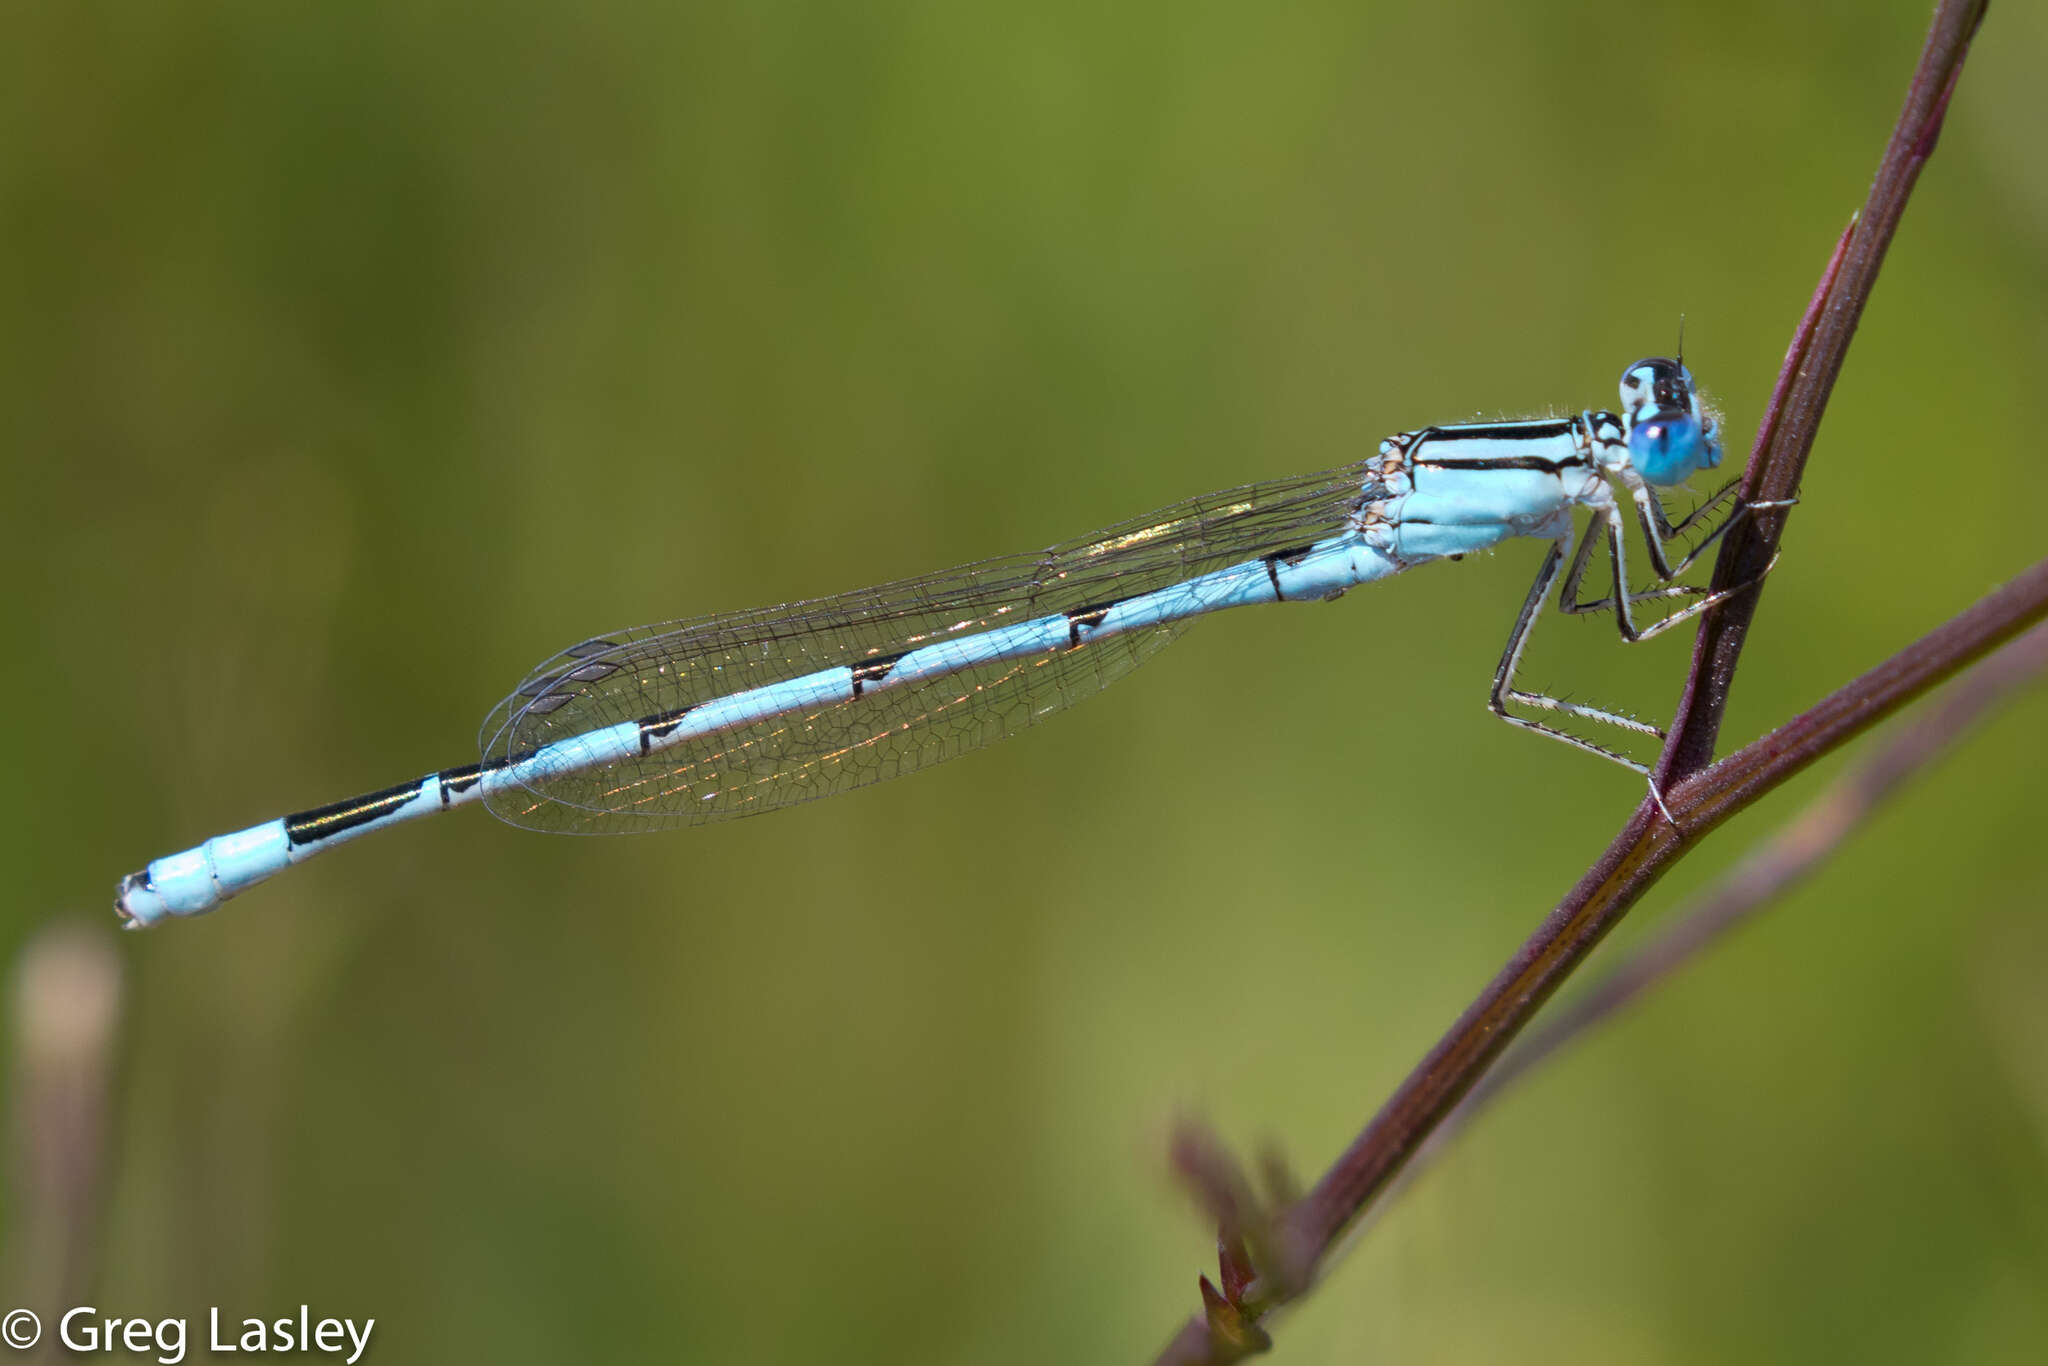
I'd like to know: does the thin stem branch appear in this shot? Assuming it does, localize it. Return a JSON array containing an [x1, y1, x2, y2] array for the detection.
[[1152, 2, 1994, 1358], [1424, 618, 2048, 1168], [1157, 550, 2048, 1366], [1660, 0, 1990, 782], [1279, 549, 2048, 1267]]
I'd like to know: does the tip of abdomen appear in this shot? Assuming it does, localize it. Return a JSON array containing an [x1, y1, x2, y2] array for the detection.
[[114, 870, 165, 929]]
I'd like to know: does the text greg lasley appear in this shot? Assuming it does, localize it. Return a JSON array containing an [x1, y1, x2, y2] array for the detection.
[[213, 1307, 373, 1362], [59, 1306, 373, 1365]]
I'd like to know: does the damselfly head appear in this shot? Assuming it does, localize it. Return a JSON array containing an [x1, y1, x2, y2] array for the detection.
[[1618, 356, 1722, 485]]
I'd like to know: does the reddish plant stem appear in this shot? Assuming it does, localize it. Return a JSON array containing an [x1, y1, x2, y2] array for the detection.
[[1424, 618, 2048, 1169], [1660, 0, 1990, 782], [1280, 551, 2048, 1269], [1156, 549, 2048, 1366], [1153, 3, 1993, 1360]]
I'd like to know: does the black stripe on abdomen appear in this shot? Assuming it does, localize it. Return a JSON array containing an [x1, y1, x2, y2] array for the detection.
[[1065, 601, 1118, 647], [850, 650, 910, 696], [286, 780, 426, 846], [437, 764, 485, 804], [1261, 543, 1318, 599], [637, 706, 697, 754]]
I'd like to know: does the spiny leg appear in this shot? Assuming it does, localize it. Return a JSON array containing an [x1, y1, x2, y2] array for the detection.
[[1555, 503, 1705, 620], [1489, 490, 1788, 812], [1487, 506, 1783, 824], [1510, 508, 1665, 733], [1598, 555, 1779, 643], [1547, 478, 1745, 622], [1583, 500, 1775, 645], [1606, 485, 1783, 822], [1567, 482, 1790, 629], [1489, 530, 1657, 775], [1646, 475, 1742, 543], [1493, 503, 1767, 756], [1635, 479, 1796, 581]]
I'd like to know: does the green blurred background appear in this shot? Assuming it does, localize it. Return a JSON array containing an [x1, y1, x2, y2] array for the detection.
[[5, 1, 2045, 1360]]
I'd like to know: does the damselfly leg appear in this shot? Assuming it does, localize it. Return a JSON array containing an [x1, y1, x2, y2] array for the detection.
[[1489, 482, 1781, 777]]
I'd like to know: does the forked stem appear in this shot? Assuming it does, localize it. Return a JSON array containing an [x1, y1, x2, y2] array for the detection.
[[1153, 2, 1995, 1360]]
